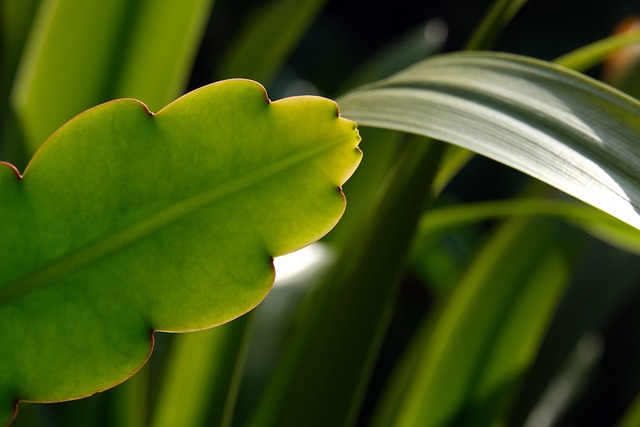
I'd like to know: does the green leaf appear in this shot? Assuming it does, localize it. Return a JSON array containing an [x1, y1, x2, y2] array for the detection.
[[0, 0, 39, 168], [465, 0, 529, 50], [0, 0, 39, 101], [324, 127, 403, 246], [618, 390, 640, 427], [248, 137, 445, 427], [431, 0, 528, 196], [554, 29, 640, 72], [12, 0, 213, 155], [0, 79, 361, 425], [433, 33, 640, 197], [339, 51, 640, 231], [217, 0, 327, 84], [108, 0, 214, 113], [149, 318, 250, 427], [507, 242, 640, 426], [380, 218, 574, 427], [412, 198, 640, 257], [110, 365, 149, 427]]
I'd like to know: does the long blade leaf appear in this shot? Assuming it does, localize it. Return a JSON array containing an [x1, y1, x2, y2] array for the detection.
[[149, 319, 250, 427], [412, 198, 640, 256], [12, 0, 213, 155], [465, 0, 529, 50], [339, 52, 640, 231], [384, 218, 574, 427], [554, 29, 640, 71], [217, 0, 326, 84]]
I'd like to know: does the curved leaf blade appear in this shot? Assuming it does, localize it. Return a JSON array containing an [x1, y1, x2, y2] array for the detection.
[[465, 0, 529, 51], [554, 29, 640, 72], [12, 0, 213, 155], [339, 51, 640, 231], [387, 219, 573, 427], [412, 198, 640, 257], [217, 0, 326, 84], [0, 79, 361, 425]]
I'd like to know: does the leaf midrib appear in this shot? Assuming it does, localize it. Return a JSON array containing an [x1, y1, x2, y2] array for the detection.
[[0, 135, 346, 306]]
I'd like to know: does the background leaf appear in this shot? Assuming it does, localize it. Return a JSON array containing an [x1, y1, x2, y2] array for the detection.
[[554, 29, 640, 72], [411, 198, 640, 257], [11, 0, 214, 155], [0, 0, 39, 168], [464, 0, 529, 51], [0, 80, 361, 425], [217, 0, 327, 85], [149, 318, 250, 427], [384, 218, 576, 427]]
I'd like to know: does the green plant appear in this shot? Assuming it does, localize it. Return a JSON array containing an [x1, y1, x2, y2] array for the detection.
[[1, 0, 640, 426]]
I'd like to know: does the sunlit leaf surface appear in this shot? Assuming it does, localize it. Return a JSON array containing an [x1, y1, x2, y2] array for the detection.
[[339, 52, 640, 230], [0, 79, 361, 425]]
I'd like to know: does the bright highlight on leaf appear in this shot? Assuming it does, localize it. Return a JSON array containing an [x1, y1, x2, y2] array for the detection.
[[0, 79, 361, 425], [339, 51, 640, 232]]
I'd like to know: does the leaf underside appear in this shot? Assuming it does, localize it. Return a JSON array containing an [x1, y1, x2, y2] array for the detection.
[[0, 79, 361, 425]]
